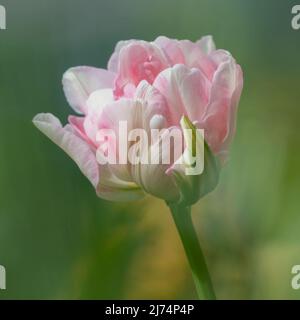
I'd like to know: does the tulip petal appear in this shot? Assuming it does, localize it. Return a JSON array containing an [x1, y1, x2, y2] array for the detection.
[[33, 113, 99, 188], [96, 153, 145, 201], [134, 80, 169, 124], [107, 40, 135, 73], [96, 182, 145, 202], [62, 67, 115, 114], [114, 42, 169, 98], [98, 98, 151, 182], [131, 127, 181, 202], [99, 95, 169, 184], [222, 65, 243, 151], [166, 116, 220, 205], [196, 35, 216, 55], [68, 115, 96, 148], [154, 64, 210, 125], [154, 36, 185, 65], [154, 35, 216, 66], [83, 89, 114, 145], [33, 113, 144, 201], [202, 55, 243, 155]]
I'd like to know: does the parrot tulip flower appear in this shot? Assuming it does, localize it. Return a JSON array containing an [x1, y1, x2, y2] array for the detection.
[[33, 36, 243, 299]]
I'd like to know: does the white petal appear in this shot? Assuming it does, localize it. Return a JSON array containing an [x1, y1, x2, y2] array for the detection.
[[130, 127, 181, 202], [96, 152, 145, 202], [62, 67, 115, 114], [33, 113, 100, 188], [83, 89, 114, 144], [196, 35, 216, 55]]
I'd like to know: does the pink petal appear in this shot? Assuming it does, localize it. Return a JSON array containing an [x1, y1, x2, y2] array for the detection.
[[68, 115, 97, 148], [179, 40, 216, 79], [134, 80, 169, 124], [107, 40, 135, 73], [154, 35, 216, 66], [113, 42, 169, 98], [202, 57, 243, 155], [153, 64, 210, 125], [154, 36, 185, 65]]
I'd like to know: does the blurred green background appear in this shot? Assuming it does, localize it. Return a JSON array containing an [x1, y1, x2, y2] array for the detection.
[[0, 0, 300, 299]]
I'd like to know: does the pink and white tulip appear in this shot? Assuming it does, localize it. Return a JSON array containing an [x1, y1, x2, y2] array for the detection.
[[33, 36, 243, 205]]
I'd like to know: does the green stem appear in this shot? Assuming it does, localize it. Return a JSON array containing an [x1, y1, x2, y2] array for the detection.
[[167, 203, 216, 300]]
